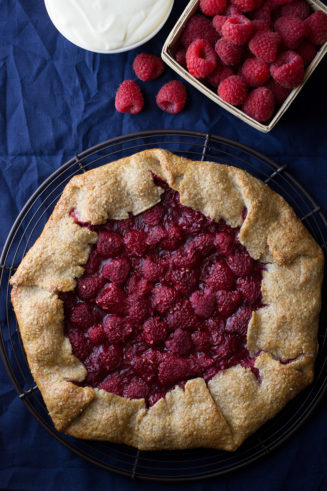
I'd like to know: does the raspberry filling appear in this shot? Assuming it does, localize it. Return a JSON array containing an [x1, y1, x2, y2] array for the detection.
[[62, 177, 264, 407]]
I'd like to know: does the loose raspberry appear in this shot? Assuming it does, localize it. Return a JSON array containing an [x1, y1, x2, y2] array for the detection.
[[274, 16, 308, 49], [200, 0, 227, 16], [281, 0, 311, 19], [123, 377, 149, 399], [97, 231, 123, 258], [212, 15, 228, 34], [151, 285, 178, 314], [100, 345, 122, 372], [158, 355, 197, 386], [265, 78, 291, 105], [222, 15, 253, 45], [175, 47, 187, 68], [114, 80, 144, 114], [127, 294, 150, 322], [124, 230, 148, 256], [99, 375, 123, 396], [165, 329, 193, 356], [237, 278, 262, 304], [156, 80, 187, 114], [167, 268, 199, 296], [133, 53, 164, 81], [227, 252, 255, 276], [180, 14, 219, 48], [225, 306, 253, 338], [101, 258, 130, 285], [214, 232, 235, 255], [191, 331, 212, 351], [142, 256, 166, 283], [68, 330, 92, 361], [218, 75, 248, 105], [249, 31, 282, 62], [69, 303, 94, 330], [142, 204, 164, 226], [242, 86, 275, 122], [190, 288, 216, 319], [206, 261, 235, 289], [305, 10, 327, 45], [231, 0, 262, 12], [143, 317, 168, 346], [166, 299, 200, 331], [76, 275, 105, 300], [186, 39, 218, 78], [207, 65, 234, 88], [88, 324, 106, 345], [241, 57, 270, 86], [215, 38, 244, 65], [96, 284, 126, 314], [104, 315, 133, 344], [297, 40, 317, 65], [270, 50, 304, 88]]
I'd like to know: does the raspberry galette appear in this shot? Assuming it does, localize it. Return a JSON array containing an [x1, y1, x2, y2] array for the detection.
[[10, 149, 323, 450]]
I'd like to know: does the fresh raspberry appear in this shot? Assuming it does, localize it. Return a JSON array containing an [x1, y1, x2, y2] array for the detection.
[[69, 303, 94, 329], [142, 204, 164, 226], [68, 330, 92, 360], [206, 261, 235, 289], [104, 315, 133, 344], [186, 39, 218, 78], [166, 299, 200, 331], [253, 3, 273, 23], [85, 249, 101, 275], [97, 231, 123, 258], [214, 232, 235, 255], [212, 15, 228, 34], [207, 65, 234, 88], [242, 86, 275, 122], [252, 20, 271, 33], [124, 230, 148, 256], [190, 288, 216, 319], [161, 224, 184, 250], [167, 268, 199, 296], [270, 50, 304, 87], [241, 57, 270, 86], [100, 345, 122, 371], [123, 377, 149, 399], [305, 10, 327, 45], [165, 328, 193, 356], [237, 278, 262, 304], [133, 53, 164, 81], [143, 317, 168, 346], [265, 78, 291, 105], [226, 4, 242, 15], [151, 285, 178, 314], [180, 14, 219, 48], [274, 16, 308, 49], [99, 375, 123, 396], [101, 258, 130, 285], [231, 0, 262, 12], [225, 306, 253, 338], [281, 0, 311, 19], [127, 294, 150, 322], [271, 0, 296, 5], [175, 47, 187, 68], [216, 290, 242, 316], [96, 284, 126, 314], [297, 40, 317, 65], [200, 0, 227, 16], [88, 324, 106, 345], [222, 15, 253, 45], [156, 80, 187, 114], [215, 38, 244, 65], [218, 75, 248, 105], [158, 355, 197, 386], [191, 331, 212, 351], [249, 31, 282, 62], [187, 233, 215, 255], [227, 252, 254, 276], [76, 275, 105, 300], [114, 80, 144, 114]]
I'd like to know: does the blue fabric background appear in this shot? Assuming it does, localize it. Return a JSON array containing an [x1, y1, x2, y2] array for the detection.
[[1, 1, 327, 489]]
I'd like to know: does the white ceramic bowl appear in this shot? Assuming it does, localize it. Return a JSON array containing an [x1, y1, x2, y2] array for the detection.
[[44, 0, 174, 54]]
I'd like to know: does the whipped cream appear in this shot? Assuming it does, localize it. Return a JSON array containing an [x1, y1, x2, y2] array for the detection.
[[44, 0, 174, 52]]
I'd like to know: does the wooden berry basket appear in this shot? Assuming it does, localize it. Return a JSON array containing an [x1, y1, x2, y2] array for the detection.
[[161, 0, 327, 132]]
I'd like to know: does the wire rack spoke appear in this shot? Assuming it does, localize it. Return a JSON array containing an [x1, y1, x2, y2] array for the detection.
[[18, 385, 38, 399], [301, 206, 321, 222], [264, 164, 288, 183]]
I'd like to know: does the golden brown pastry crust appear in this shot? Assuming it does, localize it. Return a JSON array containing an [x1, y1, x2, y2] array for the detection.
[[10, 149, 323, 450]]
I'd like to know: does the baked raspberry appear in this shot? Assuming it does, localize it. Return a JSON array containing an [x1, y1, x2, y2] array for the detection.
[[123, 377, 149, 399], [162, 224, 184, 250], [206, 261, 235, 289], [165, 328, 193, 356], [152, 285, 178, 314], [88, 324, 106, 345], [214, 232, 235, 255], [100, 345, 122, 371], [85, 249, 101, 275], [69, 303, 94, 329], [218, 75, 248, 105], [249, 31, 282, 63], [213, 15, 228, 34], [237, 278, 262, 304], [305, 10, 327, 45], [190, 288, 216, 318], [175, 47, 187, 68], [216, 290, 242, 316], [167, 268, 199, 296], [124, 230, 148, 256], [265, 79, 291, 105], [270, 50, 304, 88], [191, 331, 212, 351], [99, 375, 123, 396], [222, 15, 253, 45], [132, 351, 160, 383], [97, 231, 123, 258], [142, 205, 164, 226], [158, 355, 197, 386], [76, 275, 105, 300], [214, 334, 242, 362], [68, 330, 92, 360], [166, 299, 200, 331], [84, 352, 107, 386], [101, 258, 130, 285], [207, 65, 234, 88], [231, 0, 262, 12], [297, 40, 317, 65], [241, 57, 270, 86], [200, 0, 227, 16], [143, 317, 168, 346], [225, 306, 253, 338], [96, 284, 126, 314], [133, 53, 164, 81], [227, 252, 254, 276], [114, 80, 144, 114], [215, 38, 244, 65], [146, 226, 167, 248], [104, 316, 133, 344], [142, 256, 166, 282], [274, 16, 308, 48], [128, 294, 150, 322], [180, 14, 219, 48], [187, 233, 215, 255], [281, 0, 310, 19], [243, 86, 275, 122], [186, 39, 218, 78], [156, 81, 187, 114]]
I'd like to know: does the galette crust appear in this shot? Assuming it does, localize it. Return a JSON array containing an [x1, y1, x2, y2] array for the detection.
[[10, 149, 323, 450]]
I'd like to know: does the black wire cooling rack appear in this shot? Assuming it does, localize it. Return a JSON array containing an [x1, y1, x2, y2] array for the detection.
[[1, 130, 327, 481]]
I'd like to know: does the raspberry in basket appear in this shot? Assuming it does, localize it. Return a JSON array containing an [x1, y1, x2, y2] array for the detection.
[[218, 75, 248, 105], [241, 58, 270, 87], [200, 0, 227, 16], [249, 31, 282, 63], [270, 50, 304, 88], [242, 86, 275, 122], [133, 53, 164, 81], [215, 38, 244, 65], [186, 39, 218, 78], [115, 80, 144, 114], [180, 14, 219, 48], [305, 10, 327, 45], [222, 15, 253, 45], [274, 16, 309, 49]]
